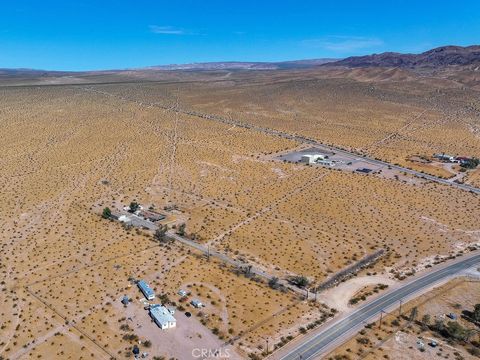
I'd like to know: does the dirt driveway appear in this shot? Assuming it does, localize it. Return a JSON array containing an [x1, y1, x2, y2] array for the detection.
[[116, 299, 241, 359]]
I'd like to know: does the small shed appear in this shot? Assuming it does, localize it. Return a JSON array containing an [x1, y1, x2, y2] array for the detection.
[[121, 295, 129, 306]]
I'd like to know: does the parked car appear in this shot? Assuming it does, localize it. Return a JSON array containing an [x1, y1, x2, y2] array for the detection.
[[446, 313, 457, 320], [191, 299, 204, 308]]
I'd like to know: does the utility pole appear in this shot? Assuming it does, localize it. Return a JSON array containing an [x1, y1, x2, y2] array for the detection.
[[207, 245, 210, 261], [379, 310, 385, 329], [266, 338, 269, 354], [399, 299, 403, 317]]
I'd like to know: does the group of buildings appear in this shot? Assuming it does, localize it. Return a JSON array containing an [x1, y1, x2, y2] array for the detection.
[[433, 153, 475, 165], [136, 280, 177, 329], [301, 153, 335, 166], [124, 204, 166, 221], [111, 204, 167, 226], [132, 281, 205, 330]]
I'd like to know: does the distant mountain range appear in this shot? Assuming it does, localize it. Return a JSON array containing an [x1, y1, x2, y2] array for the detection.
[[1, 46, 479, 75], [146, 59, 336, 71], [0, 68, 73, 76], [0, 59, 336, 75], [325, 45, 480, 69]]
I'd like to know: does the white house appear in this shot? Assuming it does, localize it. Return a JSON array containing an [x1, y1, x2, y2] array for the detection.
[[118, 215, 132, 224], [150, 305, 176, 329], [434, 154, 455, 162]]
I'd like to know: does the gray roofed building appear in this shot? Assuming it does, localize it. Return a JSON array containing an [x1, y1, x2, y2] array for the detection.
[[149, 305, 176, 329]]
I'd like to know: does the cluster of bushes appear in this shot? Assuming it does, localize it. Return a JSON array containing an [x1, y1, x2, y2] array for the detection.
[[122, 333, 139, 342], [273, 335, 294, 350], [267, 276, 287, 292], [302, 313, 330, 332], [349, 284, 389, 305], [288, 275, 309, 288], [460, 158, 479, 169]]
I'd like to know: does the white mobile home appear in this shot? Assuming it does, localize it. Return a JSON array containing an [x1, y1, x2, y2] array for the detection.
[[150, 305, 176, 329], [137, 280, 155, 300]]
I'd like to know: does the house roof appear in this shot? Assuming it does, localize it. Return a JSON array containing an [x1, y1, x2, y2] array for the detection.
[[150, 305, 176, 325], [137, 280, 154, 298], [139, 210, 166, 221]]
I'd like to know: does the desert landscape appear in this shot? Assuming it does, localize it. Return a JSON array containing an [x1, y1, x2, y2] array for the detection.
[[1, 45, 480, 360]]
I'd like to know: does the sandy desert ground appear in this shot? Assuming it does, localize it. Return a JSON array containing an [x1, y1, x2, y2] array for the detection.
[[1, 67, 479, 359]]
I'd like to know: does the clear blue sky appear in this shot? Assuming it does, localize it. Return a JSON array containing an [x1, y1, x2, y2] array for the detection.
[[1, 0, 479, 71]]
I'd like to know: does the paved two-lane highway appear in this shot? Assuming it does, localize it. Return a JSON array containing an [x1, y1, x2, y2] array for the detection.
[[278, 252, 480, 360]]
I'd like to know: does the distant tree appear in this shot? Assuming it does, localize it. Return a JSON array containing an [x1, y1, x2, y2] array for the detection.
[[129, 201, 140, 213], [422, 314, 431, 328], [289, 275, 310, 288], [421, 314, 431, 330], [461, 158, 480, 169], [268, 277, 280, 289], [154, 225, 169, 243], [102, 207, 112, 219], [473, 303, 480, 322], [468, 347, 480, 357], [177, 223, 186, 236], [237, 264, 253, 277], [445, 321, 472, 342], [433, 318, 445, 332]]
